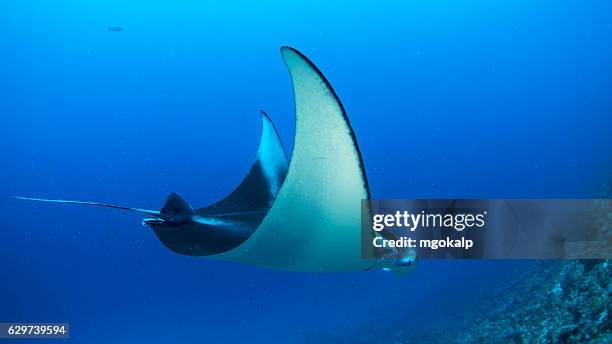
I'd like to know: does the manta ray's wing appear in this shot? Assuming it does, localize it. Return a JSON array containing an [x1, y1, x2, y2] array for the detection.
[[196, 110, 289, 217], [214, 47, 374, 272], [146, 111, 289, 256]]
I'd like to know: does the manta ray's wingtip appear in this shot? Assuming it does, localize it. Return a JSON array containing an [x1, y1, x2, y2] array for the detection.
[[258, 110, 280, 134], [280, 46, 310, 63], [280, 46, 306, 59], [258, 109, 270, 118], [279, 45, 295, 53]]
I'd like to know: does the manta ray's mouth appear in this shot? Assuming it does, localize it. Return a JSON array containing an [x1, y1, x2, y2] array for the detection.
[[142, 218, 168, 227]]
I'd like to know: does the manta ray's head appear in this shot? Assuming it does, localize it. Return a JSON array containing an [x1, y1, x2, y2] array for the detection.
[[141, 192, 194, 226]]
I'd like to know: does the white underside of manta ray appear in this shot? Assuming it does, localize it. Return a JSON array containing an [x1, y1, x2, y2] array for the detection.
[[15, 46, 413, 272]]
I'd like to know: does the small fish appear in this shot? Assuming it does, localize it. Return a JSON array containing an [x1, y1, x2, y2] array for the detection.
[[107, 26, 123, 32]]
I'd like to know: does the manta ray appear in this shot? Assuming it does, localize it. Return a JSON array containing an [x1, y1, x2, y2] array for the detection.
[[15, 47, 411, 272]]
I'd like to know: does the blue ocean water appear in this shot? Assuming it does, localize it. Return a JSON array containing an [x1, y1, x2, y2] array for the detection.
[[1, 1, 611, 343]]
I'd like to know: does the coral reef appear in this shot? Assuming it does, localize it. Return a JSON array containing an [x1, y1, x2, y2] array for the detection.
[[341, 260, 610, 344], [453, 260, 611, 343]]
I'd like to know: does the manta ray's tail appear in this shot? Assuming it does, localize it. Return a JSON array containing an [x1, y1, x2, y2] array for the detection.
[[12, 192, 194, 224]]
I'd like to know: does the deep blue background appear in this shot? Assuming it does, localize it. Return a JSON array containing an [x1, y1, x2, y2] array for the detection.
[[1, 1, 611, 342]]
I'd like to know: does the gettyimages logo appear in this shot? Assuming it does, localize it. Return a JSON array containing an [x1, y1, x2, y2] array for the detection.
[[372, 210, 487, 231]]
